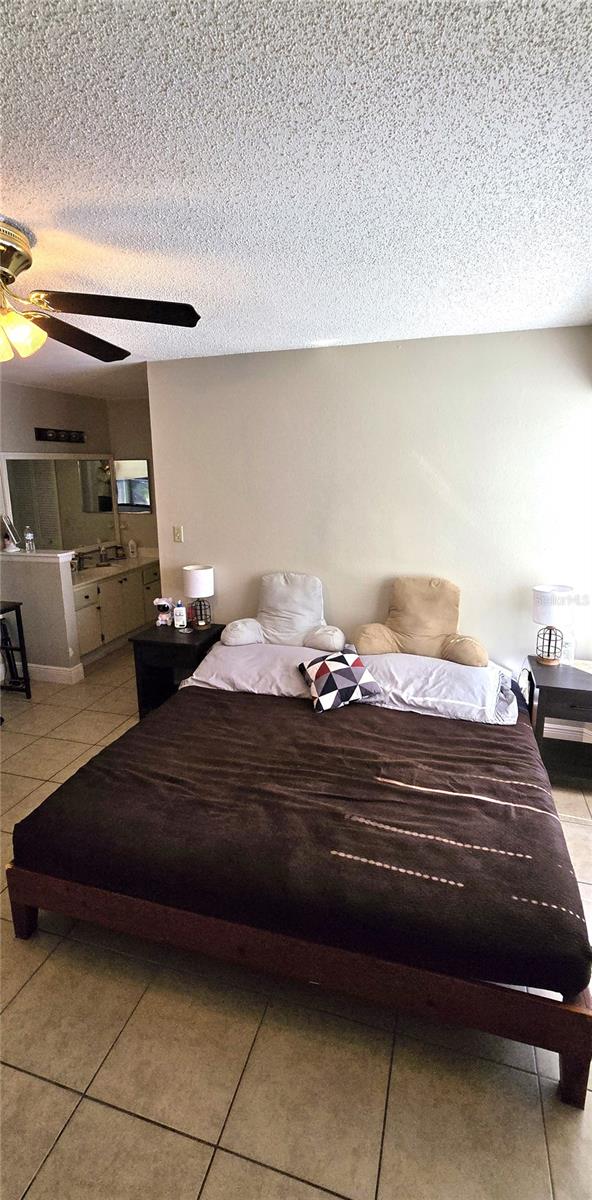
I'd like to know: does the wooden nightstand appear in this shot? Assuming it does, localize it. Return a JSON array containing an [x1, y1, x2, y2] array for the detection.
[[527, 656, 592, 778], [130, 623, 224, 718]]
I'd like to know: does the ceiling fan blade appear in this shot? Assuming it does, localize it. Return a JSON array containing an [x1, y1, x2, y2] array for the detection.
[[32, 314, 130, 361], [30, 290, 200, 327]]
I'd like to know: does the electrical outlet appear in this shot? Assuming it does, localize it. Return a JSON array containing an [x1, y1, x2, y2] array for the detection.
[[173, 525, 184, 544]]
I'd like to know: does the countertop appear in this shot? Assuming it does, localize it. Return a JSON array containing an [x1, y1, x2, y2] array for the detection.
[[73, 553, 159, 587]]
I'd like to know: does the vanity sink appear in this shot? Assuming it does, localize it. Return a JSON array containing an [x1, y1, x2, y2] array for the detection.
[[73, 555, 159, 587]]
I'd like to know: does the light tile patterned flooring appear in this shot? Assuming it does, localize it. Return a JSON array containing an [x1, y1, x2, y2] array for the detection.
[[0, 646, 591, 1199]]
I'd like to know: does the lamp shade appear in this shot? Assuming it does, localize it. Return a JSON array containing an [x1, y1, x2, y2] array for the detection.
[[0, 326, 14, 361], [532, 584, 574, 628], [183, 565, 214, 598], [0, 310, 47, 358]]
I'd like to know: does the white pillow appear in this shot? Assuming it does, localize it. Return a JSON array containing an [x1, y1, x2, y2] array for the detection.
[[181, 642, 310, 698], [221, 571, 346, 651], [304, 624, 347, 652], [181, 644, 518, 725], [221, 618, 264, 646], [365, 653, 518, 725], [256, 572, 326, 644]]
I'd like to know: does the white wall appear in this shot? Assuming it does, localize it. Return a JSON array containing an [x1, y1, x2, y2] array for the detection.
[[0, 555, 79, 669], [0, 382, 110, 454], [148, 327, 592, 670], [107, 394, 159, 550]]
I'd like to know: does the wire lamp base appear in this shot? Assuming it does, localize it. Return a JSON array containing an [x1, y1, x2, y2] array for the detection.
[[536, 624, 563, 666], [191, 598, 212, 629]]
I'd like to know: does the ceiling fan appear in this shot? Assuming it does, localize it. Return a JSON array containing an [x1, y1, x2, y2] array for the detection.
[[0, 217, 200, 363]]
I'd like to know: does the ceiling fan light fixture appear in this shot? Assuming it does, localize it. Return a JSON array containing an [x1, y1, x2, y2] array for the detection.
[[0, 308, 48, 358], [0, 215, 200, 364], [0, 324, 14, 361]]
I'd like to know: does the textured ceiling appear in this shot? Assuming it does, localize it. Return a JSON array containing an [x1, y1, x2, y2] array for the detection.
[[1, 0, 591, 398]]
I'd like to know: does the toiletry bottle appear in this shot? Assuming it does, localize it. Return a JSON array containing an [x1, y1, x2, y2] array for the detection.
[[173, 599, 187, 629], [23, 526, 36, 553], [127, 538, 137, 559], [561, 630, 576, 665]]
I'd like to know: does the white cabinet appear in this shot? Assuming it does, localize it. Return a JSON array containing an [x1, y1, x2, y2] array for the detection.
[[99, 572, 145, 642], [76, 605, 102, 655], [141, 566, 162, 628], [75, 561, 159, 657], [74, 583, 102, 656], [142, 565, 161, 624], [97, 576, 127, 643], [143, 578, 161, 623], [122, 570, 144, 631]]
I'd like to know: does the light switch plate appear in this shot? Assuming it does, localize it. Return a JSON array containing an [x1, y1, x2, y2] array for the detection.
[[173, 525, 184, 543]]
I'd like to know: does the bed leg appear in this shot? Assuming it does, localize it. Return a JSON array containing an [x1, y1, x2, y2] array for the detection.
[[559, 1051, 591, 1108], [10, 899, 38, 939]]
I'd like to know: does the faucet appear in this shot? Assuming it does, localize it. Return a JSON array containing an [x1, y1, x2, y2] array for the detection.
[[98, 541, 110, 564]]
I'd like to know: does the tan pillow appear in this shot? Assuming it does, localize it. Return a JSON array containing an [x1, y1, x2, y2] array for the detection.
[[357, 576, 488, 667]]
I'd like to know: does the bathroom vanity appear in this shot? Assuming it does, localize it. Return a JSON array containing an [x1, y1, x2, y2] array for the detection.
[[0, 450, 159, 681], [0, 549, 160, 683], [73, 557, 160, 655]]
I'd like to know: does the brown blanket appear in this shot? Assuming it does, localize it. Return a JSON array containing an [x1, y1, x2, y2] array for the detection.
[[13, 688, 592, 996]]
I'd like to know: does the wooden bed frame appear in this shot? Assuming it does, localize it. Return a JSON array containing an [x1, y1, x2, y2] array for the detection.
[[7, 861, 592, 1108]]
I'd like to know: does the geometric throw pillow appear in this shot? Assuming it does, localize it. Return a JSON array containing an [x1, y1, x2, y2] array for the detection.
[[298, 651, 382, 714]]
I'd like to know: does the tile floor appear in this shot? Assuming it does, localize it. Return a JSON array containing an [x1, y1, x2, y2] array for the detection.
[[1, 647, 591, 1199]]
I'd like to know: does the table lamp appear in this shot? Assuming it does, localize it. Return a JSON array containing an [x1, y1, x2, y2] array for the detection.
[[532, 584, 575, 666], [183, 565, 214, 628]]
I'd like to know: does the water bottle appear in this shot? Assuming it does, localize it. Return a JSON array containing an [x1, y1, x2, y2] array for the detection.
[[23, 526, 36, 553]]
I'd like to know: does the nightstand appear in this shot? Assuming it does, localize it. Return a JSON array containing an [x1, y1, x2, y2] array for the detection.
[[130, 623, 224, 718], [527, 656, 592, 778]]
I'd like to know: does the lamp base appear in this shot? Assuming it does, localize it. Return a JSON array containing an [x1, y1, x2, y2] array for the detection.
[[190, 598, 211, 630], [535, 625, 563, 668]]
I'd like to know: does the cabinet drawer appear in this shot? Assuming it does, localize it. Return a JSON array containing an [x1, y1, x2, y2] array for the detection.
[[135, 643, 195, 670], [545, 692, 592, 721], [74, 584, 99, 611], [142, 563, 160, 585]]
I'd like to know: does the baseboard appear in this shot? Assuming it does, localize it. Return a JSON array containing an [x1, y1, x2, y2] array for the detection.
[[28, 662, 85, 685], [81, 624, 148, 668]]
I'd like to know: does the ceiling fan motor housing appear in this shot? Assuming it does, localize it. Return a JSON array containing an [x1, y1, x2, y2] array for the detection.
[[0, 220, 33, 285]]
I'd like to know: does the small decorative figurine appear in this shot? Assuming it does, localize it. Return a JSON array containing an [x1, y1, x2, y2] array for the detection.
[[154, 597, 175, 627]]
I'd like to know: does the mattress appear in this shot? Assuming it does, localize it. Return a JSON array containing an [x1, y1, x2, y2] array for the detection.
[[12, 687, 592, 996]]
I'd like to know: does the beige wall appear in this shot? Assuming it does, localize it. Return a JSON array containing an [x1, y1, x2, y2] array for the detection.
[[107, 395, 159, 550], [149, 327, 592, 670], [0, 556, 79, 669], [0, 382, 110, 454], [0, 381, 158, 551]]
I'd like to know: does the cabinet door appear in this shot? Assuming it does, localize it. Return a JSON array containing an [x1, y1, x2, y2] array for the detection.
[[76, 604, 102, 656], [122, 571, 145, 632], [142, 563, 160, 586], [143, 578, 161, 624], [98, 577, 126, 644]]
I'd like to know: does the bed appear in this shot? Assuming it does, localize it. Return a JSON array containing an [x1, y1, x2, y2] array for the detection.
[[7, 656, 592, 1106]]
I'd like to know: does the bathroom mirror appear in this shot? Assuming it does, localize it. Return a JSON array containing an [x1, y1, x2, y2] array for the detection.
[[3, 455, 119, 551]]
